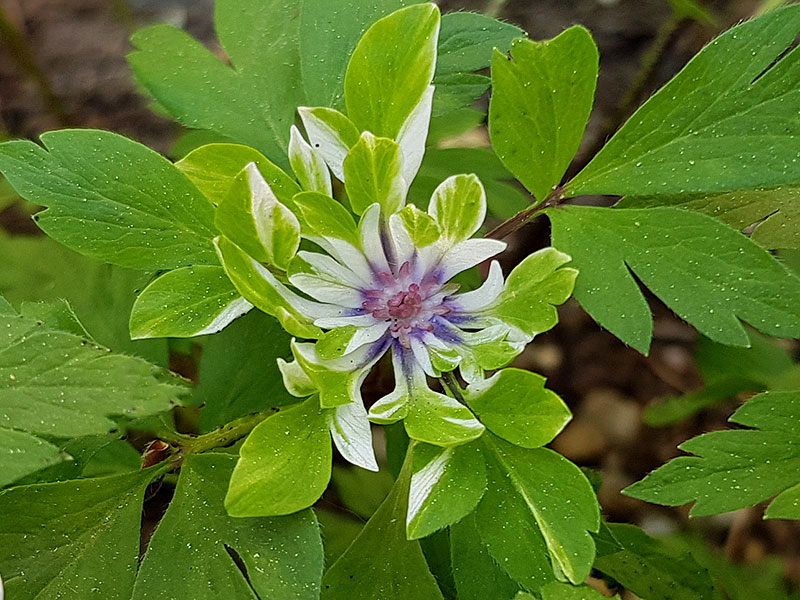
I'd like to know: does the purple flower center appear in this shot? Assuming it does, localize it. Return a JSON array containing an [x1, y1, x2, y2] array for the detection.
[[362, 261, 451, 347]]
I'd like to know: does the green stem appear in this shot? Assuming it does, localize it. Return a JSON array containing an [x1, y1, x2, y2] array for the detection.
[[168, 408, 277, 465], [484, 0, 510, 18], [485, 185, 564, 240]]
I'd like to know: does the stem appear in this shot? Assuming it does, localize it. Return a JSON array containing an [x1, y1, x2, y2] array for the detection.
[[168, 408, 277, 466], [485, 185, 564, 241], [440, 371, 467, 406], [484, 0, 510, 18]]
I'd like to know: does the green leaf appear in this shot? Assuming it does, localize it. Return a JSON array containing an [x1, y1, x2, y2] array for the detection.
[[134, 453, 323, 599], [450, 513, 522, 600], [0, 429, 66, 488], [567, 6, 800, 197], [343, 132, 407, 215], [548, 206, 800, 353], [491, 247, 578, 339], [620, 187, 800, 250], [130, 266, 251, 339], [299, 0, 409, 108], [129, 1, 304, 167], [466, 368, 571, 448], [408, 147, 529, 219], [214, 235, 322, 338], [0, 130, 217, 269], [321, 456, 445, 600], [428, 174, 485, 245], [489, 27, 598, 202], [345, 3, 440, 138], [0, 233, 166, 363], [225, 397, 331, 517], [176, 143, 300, 207], [290, 341, 370, 409], [215, 163, 301, 269], [541, 582, 617, 600], [0, 301, 185, 439], [479, 435, 600, 585], [407, 442, 486, 540], [0, 468, 157, 600], [195, 310, 295, 432], [624, 390, 800, 517], [433, 13, 522, 120], [592, 522, 715, 600], [20, 298, 91, 338]]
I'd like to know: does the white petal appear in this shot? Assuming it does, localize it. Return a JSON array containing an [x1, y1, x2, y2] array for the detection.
[[314, 313, 377, 329], [296, 250, 369, 289], [408, 446, 451, 526], [439, 239, 507, 282], [191, 297, 253, 336], [397, 85, 434, 186], [324, 239, 376, 286], [359, 203, 391, 273], [298, 106, 350, 182], [345, 322, 390, 354], [328, 401, 379, 471], [388, 212, 416, 269], [289, 273, 364, 307], [410, 336, 436, 377], [450, 260, 505, 313]]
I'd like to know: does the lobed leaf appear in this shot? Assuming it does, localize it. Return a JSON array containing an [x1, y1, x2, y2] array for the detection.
[[567, 6, 800, 197], [548, 206, 800, 353], [624, 390, 800, 517], [0, 130, 217, 269]]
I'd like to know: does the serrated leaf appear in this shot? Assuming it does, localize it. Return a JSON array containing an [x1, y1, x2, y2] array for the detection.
[[130, 266, 251, 339], [321, 457, 445, 600], [407, 442, 486, 540], [0, 130, 217, 269], [133, 453, 323, 599], [0, 301, 185, 439], [345, 4, 440, 139], [567, 6, 800, 197], [624, 390, 800, 517], [0, 429, 66, 488], [0, 468, 157, 600], [195, 310, 295, 432], [466, 368, 571, 448], [450, 513, 522, 600], [549, 206, 800, 353], [593, 522, 715, 600], [479, 435, 600, 586], [225, 397, 331, 517], [491, 247, 578, 339], [176, 143, 300, 207], [0, 233, 166, 363], [490, 27, 598, 202], [343, 132, 407, 215], [621, 187, 800, 250], [408, 147, 529, 219]]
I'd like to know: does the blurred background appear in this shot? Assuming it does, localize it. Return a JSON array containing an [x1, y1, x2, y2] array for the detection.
[[1, 0, 799, 597]]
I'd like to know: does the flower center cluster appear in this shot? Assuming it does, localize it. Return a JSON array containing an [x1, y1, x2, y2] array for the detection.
[[362, 261, 451, 347]]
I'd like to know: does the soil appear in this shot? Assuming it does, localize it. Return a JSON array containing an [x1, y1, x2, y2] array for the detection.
[[1, 0, 799, 594]]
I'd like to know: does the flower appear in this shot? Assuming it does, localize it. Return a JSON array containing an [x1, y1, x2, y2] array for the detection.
[[213, 112, 577, 471]]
